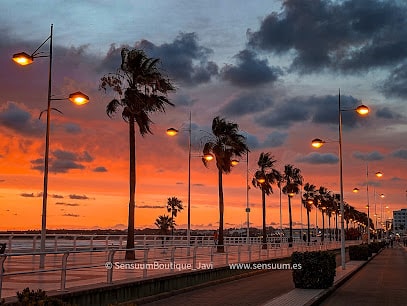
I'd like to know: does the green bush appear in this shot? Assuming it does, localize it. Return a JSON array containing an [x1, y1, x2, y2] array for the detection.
[[291, 251, 336, 289], [16, 287, 69, 306], [368, 241, 385, 254], [349, 244, 369, 260]]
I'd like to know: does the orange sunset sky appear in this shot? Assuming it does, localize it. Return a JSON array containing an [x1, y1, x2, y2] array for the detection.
[[0, 0, 406, 231]]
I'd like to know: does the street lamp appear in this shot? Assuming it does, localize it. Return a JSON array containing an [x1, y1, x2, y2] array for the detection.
[[12, 24, 89, 268], [311, 89, 369, 270], [166, 112, 192, 251], [229, 150, 251, 243], [353, 168, 383, 244]]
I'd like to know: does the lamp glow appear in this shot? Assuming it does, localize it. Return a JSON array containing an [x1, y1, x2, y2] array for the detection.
[[69, 92, 89, 105], [12, 52, 33, 66]]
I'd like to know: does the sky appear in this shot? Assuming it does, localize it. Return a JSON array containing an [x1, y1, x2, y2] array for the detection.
[[0, 0, 406, 231]]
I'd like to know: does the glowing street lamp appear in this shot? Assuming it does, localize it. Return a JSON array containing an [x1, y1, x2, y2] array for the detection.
[[12, 24, 89, 268], [311, 89, 369, 270]]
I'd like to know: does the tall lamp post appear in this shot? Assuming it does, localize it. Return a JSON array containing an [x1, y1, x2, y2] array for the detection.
[[311, 89, 369, 270], [231, 150, 250, 243], [353, 168, 383, 244], [166, 113, 214, 252], [12, 24, 89, 268]]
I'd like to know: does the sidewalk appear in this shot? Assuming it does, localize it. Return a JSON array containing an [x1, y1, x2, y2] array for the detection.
[[141, 245, 405, 306], [263, 244, 407, 306]]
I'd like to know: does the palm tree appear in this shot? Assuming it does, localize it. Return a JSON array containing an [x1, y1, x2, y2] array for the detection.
[[166, 197, 184, 235], [202, 116, 248, 252], [317, 186, 328, 243], [100, 48, 175, 259], [282, 164, 303, 247], [155, 215, 175, 235], [252, 152, 281, 249], [302, 182, 316, 244]]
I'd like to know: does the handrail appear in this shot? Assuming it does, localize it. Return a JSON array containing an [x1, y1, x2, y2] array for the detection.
[[0, 240, 356, 299]]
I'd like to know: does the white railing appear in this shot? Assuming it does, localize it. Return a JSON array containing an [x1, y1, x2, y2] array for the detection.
[[0, 234, 302, 253], [0, 240, 353, 299]]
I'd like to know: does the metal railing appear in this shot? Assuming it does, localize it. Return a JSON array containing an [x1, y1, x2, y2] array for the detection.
[[0, 239, 357, 299]]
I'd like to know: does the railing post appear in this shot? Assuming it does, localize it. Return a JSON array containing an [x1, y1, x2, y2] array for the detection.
[[60, 252, 69, 291], [237, 245, 241, 263], [248, 244, 252, 263], [210, 246, 214, 266], [73, 236, 77, 251], [33, 235, 38, 252], [105, 236, 109, 250], [193, 246, 198, 269], [106, 249, 116, 284], [143, 248, 149, 278], [54, 236, 58, 252], [170, 247, 176, 272], [225, 246, 229, 265], [119, 236, 123, 249], [8, 236, 12, 254], [90, 236, 94, 250], [0, 254, 7, 298]]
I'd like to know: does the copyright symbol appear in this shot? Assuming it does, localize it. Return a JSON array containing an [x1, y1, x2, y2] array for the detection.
[[105, 262, 113, 269]]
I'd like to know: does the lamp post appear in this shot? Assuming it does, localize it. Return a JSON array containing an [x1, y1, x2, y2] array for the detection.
[[166, 112, 192, 251], [311, 89, 369, 270], [12, 24, 89, 268], [353, 169, 383, 244]]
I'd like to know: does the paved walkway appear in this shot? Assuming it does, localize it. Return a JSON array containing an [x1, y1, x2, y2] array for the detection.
[[320, 245, 407, 305], [141, 244, 407, 306]]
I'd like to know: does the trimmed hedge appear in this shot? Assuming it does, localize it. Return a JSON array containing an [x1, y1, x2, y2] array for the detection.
[[369, 241, 385, 254], [349, 244, 369, 260], [291, 251, 336, 289]]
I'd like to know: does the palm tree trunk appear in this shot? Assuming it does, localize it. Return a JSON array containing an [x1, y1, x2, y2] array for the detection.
[[217, 167, 224, 252], [307, 210, 310, 245], [262, 189, 267, 249], [321, 211, 325, 243], [125, 118, 136, 260], [288, 197, 293, 247], [171, 210, 174, 236], [328, 216, 331, 241]]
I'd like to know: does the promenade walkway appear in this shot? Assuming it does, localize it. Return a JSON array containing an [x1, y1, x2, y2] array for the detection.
[[140, 244, 407, 306], [1, 242, 341, 301]]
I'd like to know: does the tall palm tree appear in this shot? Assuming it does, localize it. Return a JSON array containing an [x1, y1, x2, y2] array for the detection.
[[100, 48, 175, 259], [155, 215, 175, 235], [282, 164, 303, 247], [302, 182, 316, 244], [252, 152, 281, 249], [202, 117, 248, 252], [166, 197, 183, 235], [317, 186, 328, 243]]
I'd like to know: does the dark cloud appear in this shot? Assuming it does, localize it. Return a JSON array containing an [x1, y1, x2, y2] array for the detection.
[[297, 152, 338, 164], [261, 131, 288, 148], [247, 0, 407, 74], [136, 205, 165, 209], [93, 166, 108, 172], [392, 149, 407, 160], [99, 33, 218, 86], [255, 93, 369, 129], [255, 98, 311, 128], [51, 194, 64, 199], [221, 92, 273, 117], [69, 194, 90, 200], [20, 193, 36, 198], [220, 49, 282, 87], [56, 202, 80, 207], [62, 213, 80, 217], [136, 32, 218, 86], [382, 63, 407, 98], [353, 151, 384, 161], [375, 106, 403, 120], [63, 123, 82, 134], [31, 149, 93, 173], [0, 102, 44, 137]]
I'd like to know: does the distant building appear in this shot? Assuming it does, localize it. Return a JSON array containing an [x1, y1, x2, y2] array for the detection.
[[393, 209, 407, 234]]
